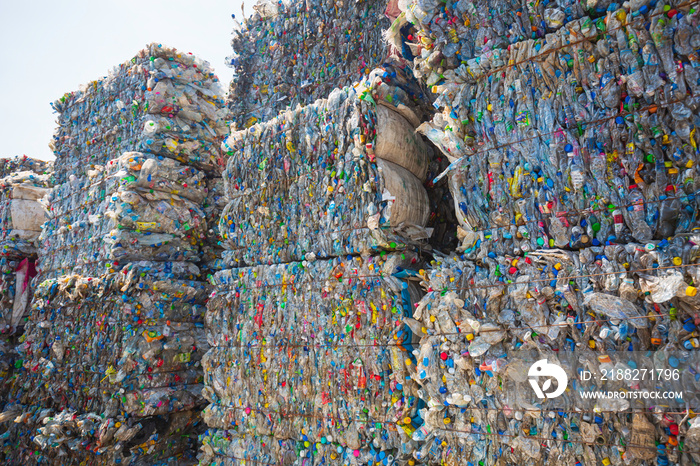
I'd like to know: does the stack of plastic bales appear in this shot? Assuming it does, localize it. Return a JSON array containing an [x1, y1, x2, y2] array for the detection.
[[199, 253, 426, 465], [0, 157, 52, 442], [7, 270, 208, 465], [199, 69, 435, 464], [2, 45, 228, 465], [227, 0, 391, 128], [386, 0, 700, 463]]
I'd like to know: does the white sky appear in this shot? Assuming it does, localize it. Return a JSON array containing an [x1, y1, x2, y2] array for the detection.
[[0, 0, 245, 161]]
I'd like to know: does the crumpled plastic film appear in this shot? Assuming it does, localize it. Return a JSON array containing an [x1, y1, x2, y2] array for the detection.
[[220, 85, 431, 266], [227, 0, 390, 128], [410, 4, 700, 255], [38, 152, 209, 280], [2, 268, 211, 464], [398, 239, 700, 464], [199, 252, 426, 465], [50, 43, 229, 185]]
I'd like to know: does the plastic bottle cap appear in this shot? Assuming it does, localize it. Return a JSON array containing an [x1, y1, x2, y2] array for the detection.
[[673, 257, 682, 266], [686, 286, 697, 297]]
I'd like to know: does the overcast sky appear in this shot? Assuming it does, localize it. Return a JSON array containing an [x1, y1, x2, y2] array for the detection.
[[0, 0, 245, 161]]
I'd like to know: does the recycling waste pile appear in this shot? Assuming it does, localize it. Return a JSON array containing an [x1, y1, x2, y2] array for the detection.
[[377, 0, 700, 463], [2, 0, 700, 463], [0, 44, 229, 465], [226, 0, 391, 128], [219, 69, 433, 267], [197, 57, 446, 464]]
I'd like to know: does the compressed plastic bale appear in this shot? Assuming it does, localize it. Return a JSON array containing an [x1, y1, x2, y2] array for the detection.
[[399, 242, 700, 463], [106, 190, 207, 237], [201, 252, 424, 463], [112, 151, 208, 204], [50, 44, 229, 185], [5, 268, 210, 464], [227, 0, 390, 128], [198, 430, 297, 465], [0, 167, 52, 258], [0, 156, 53, 179], [11, 184, 47, 201], [219, 86, 432, 266], [374, 105, 429, 180], [27, 408, 202, 465], [38, 153, 212, 280], [415, 8, 700, 254], [389, 0, 588, 83]]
